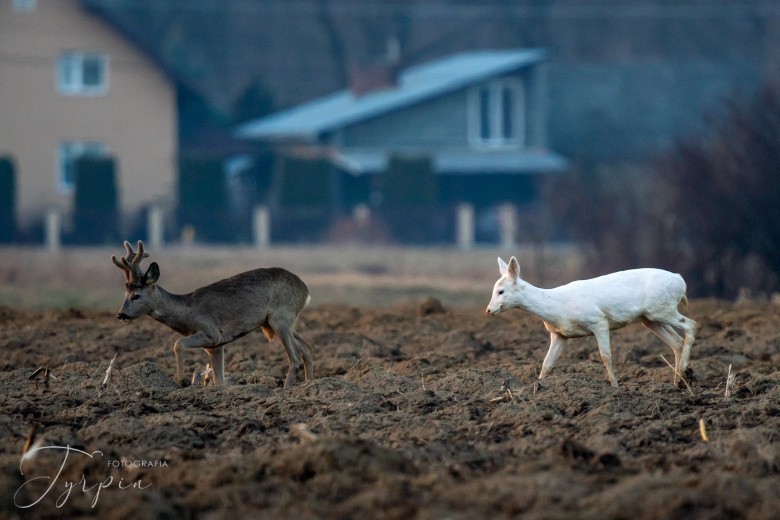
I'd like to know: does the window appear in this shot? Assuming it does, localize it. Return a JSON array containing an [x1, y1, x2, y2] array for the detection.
[[12, 0, 37, 12], [57, 52, 108, 95], [57, 141, 107, 192], [469, 79, 525, 148]]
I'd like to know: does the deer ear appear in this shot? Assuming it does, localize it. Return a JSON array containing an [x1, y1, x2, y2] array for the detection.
[[143, 262, 160, 286], [507, 256, 520, 280], [498, 257, 508, 276]]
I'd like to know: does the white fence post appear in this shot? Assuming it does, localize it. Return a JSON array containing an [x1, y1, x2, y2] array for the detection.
[[147, 205, 163, 250], [498, 203, 517, 248], [456, 203, 475, 249], [253, 205, 270, 247], [45, 209, 60, 252]]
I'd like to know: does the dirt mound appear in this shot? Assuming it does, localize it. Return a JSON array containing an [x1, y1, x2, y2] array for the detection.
[[0, 299, 778, 518]]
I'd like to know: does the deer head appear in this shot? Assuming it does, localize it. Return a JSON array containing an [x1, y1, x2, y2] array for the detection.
[[112, 240, 160, 320], [486, 256, 522, 316]]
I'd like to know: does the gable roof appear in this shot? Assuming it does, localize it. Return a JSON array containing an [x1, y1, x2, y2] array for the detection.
[[237, 48, 546, 142]]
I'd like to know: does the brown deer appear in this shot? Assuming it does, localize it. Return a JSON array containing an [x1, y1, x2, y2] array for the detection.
[[112, 241, 314, 387]]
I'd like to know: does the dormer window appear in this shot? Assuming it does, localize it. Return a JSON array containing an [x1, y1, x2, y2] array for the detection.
[[57, 51, 108, 96], [469, 79, 525, 148]]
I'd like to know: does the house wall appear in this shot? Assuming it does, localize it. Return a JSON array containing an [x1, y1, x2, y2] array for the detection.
[[0, 0, 177, 230], [338, 89, 470, 149], [337, 68, 548, 152]]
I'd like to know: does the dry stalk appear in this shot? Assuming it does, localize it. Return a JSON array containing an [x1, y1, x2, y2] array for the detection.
[[84, 361, 105, 391], [342, 357, 362, 380], [191, 368, 202, 386], [489, 379, 521, 403], [29, 366, 51, 391], [659, 354, 694, 396], [23, 425, 38, 455], [201, 364, 213, 386], [724, 364, 736, 401], [100, 354, 117, 394], [290, 423, 318, 443], [28, 366, 46, 381], [698, 418, 709, 442]]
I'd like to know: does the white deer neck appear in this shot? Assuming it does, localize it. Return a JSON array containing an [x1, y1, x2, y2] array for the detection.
[[509, 280, 558, 322]]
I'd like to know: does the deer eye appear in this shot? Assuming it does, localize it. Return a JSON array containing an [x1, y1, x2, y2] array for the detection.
[[130, 294, 141, 301], [498, 290, 505, 295]]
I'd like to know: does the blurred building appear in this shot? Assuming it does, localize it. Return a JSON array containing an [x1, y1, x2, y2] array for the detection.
[[83, 0, 776, 163], [237, 48, 566, 213], [0, 0, 176, 233]]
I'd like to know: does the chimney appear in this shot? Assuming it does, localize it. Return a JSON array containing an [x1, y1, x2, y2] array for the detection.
[[349, 36, 401, 96]]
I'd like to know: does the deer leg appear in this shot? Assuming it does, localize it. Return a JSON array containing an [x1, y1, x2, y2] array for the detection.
[[590, 324, 618, 388], [653, 313, 697, 384], [267, 313, 302, 387], [643, 319, 683, 385], [173, 331, 219, 386], [539, 332, 565, 380], [204, 346, 225, 385], [294, 331, 314, 382], [278, 329, 301, 388], [677, 315, 696, 374]]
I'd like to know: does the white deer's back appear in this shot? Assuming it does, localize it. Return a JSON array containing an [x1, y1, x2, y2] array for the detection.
[[549, 268, 686, 326]]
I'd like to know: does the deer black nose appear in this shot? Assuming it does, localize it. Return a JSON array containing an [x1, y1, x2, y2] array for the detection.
[[116, 313, 130, 321]]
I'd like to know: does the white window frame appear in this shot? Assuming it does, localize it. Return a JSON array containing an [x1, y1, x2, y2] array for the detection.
[[57, 141, 107, 193], [468, 78, 525, 149], [57, 51, 109, 96], [12, 0, 37, 12]]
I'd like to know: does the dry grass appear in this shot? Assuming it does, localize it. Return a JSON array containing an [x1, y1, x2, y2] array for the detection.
[[0, 244, 583, 309]]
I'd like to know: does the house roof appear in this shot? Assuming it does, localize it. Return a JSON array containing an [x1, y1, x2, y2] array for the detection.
[[332, 149, 567, 176], [236, 49, 546, 142]]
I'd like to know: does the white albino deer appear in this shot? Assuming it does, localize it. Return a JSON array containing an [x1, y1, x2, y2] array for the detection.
[[112, 241, 314, 387], [486, 256, 696, 388]]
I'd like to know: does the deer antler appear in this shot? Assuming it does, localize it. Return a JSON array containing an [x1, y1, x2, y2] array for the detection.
[[112, 240, 150, 284]]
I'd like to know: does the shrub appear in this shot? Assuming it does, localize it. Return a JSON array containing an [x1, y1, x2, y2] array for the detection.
[[380, 155, 440, 244], [73, 156, 118, 244], [276, 157, 331, 208], [178, 155, 229, 242], [0, 156, 16, 242], [548, 82, 780, 298], [381, 155, 437, 208], [655, 83, 780, 297]]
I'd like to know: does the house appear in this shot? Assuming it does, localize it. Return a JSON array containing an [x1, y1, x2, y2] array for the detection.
[[0, 0, 177, 235], [237, 49, 566, 223]]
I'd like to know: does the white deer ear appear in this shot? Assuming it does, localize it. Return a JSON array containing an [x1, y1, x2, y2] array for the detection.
[[498, 257, 508, 276], [507, 256, 520, 280]]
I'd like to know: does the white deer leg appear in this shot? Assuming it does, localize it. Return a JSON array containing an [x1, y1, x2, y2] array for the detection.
[[539, 332, 565, 380], [653, 313, 697, 383], [677, 315, 696, 374], [591, 324, 618, 388], [643, 320, 683, 385]]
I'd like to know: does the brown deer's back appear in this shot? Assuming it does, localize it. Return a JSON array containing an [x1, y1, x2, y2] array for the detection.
[[185, 268, 309, 331]]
